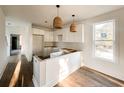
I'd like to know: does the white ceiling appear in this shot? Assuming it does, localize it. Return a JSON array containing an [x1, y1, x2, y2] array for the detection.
[[1, 5, 124, 28]]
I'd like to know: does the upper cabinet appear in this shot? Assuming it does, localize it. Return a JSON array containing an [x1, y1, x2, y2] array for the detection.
[[32, 23, 84, 43], [44, 31, 53, 42], [32, 28, 53, 42], [53, 24, 84, 43], [32, 28, 45, 35], [53, 29, 63, 42]]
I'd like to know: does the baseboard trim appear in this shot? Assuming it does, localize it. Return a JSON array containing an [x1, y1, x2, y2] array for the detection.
[[0, 61, 8, 79], [83, 66, 124, 87], [32, 75, 41, 87]]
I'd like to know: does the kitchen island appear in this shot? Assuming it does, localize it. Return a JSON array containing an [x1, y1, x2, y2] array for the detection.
[[32, 50, 82, 87]]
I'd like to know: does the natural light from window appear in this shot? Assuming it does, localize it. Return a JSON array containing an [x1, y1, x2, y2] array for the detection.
[[93, 20, 115, 61]]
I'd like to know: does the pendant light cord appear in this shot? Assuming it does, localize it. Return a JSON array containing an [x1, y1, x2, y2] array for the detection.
[[73, 16, 74, 23], [72, 15, 75, 23], [57, 7, 59, 16], [56, 5, 60, 17]]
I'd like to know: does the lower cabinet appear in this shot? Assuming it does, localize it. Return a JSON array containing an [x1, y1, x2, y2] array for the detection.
[[33, 52, 82, 87]]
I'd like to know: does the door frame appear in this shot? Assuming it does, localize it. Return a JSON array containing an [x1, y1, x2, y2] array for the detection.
[[10, 34, 20, 55]]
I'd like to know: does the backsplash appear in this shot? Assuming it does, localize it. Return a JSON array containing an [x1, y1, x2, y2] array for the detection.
[[42, 42, 83, 58], [44, 42, 56, 47], [55, 42, 83, 51]]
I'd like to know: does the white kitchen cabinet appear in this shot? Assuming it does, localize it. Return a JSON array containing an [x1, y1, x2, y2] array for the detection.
[[49, 31, 54, 42], [32, 28, 53, 42], [44, 31, 53, 42], [53, 24, 84, 43], [44, 31, 48, 42], [53, 29, 63, 42], [32, 28, 45, 35], [62, 27, 68, 42], [32, 23, 84, 43], [33, 51, 82, 87], [33, 56, 46, 86]]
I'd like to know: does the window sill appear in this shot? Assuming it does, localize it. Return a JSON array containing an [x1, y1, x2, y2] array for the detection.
[[93, 56, 115, 63]]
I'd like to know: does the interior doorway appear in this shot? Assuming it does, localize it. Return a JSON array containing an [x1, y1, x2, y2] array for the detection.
[[10, 34, 21, 56]]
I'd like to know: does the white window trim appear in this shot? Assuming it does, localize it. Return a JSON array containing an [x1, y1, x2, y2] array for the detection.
[[92, 19, 117, 63]]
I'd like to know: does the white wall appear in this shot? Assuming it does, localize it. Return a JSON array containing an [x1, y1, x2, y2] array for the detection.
[[0, 8, 7, 78], [83, 8, 124, 81], [53, 24, 84, 43], [6, 18, 32, 61]]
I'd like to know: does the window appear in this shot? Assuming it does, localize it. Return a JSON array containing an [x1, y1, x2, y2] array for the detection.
[[93, 20, 115, 62]]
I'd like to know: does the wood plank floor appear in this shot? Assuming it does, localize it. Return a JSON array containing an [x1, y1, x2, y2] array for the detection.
[[15, 55, 33, 87], [0, 55, 33, 87], [55, 67, 124, 87], [0, 54, 124, 87]]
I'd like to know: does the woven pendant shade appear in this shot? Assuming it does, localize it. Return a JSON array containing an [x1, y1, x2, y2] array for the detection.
[[53, 5, 63, 29], [70, 22, 76, 32], [53, 16, 63, 29], [70, 15, 77, 32]]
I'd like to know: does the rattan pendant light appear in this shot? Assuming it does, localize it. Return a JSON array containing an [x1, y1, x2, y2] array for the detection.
[[70, 15, 77, 32], [53, 5, 63, 29]]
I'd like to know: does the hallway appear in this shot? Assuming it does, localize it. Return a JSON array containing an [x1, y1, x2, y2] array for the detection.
[[0, 55, 33, 87]]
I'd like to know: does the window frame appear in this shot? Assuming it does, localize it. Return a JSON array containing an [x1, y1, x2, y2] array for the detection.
[[93, 20, 116, 63]]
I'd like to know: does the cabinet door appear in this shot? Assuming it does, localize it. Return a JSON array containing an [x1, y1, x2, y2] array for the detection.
[[53, 24, 84, 42], [32, 28, 45, 35], [53, 30, 63, 42], [44, 31, 53, 42], [53, 32, 57, 42], [46, 58, 60, 85], [49, 32, 53, 42], [44, 31, 49, 42], [62, 28, 68, 42]]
